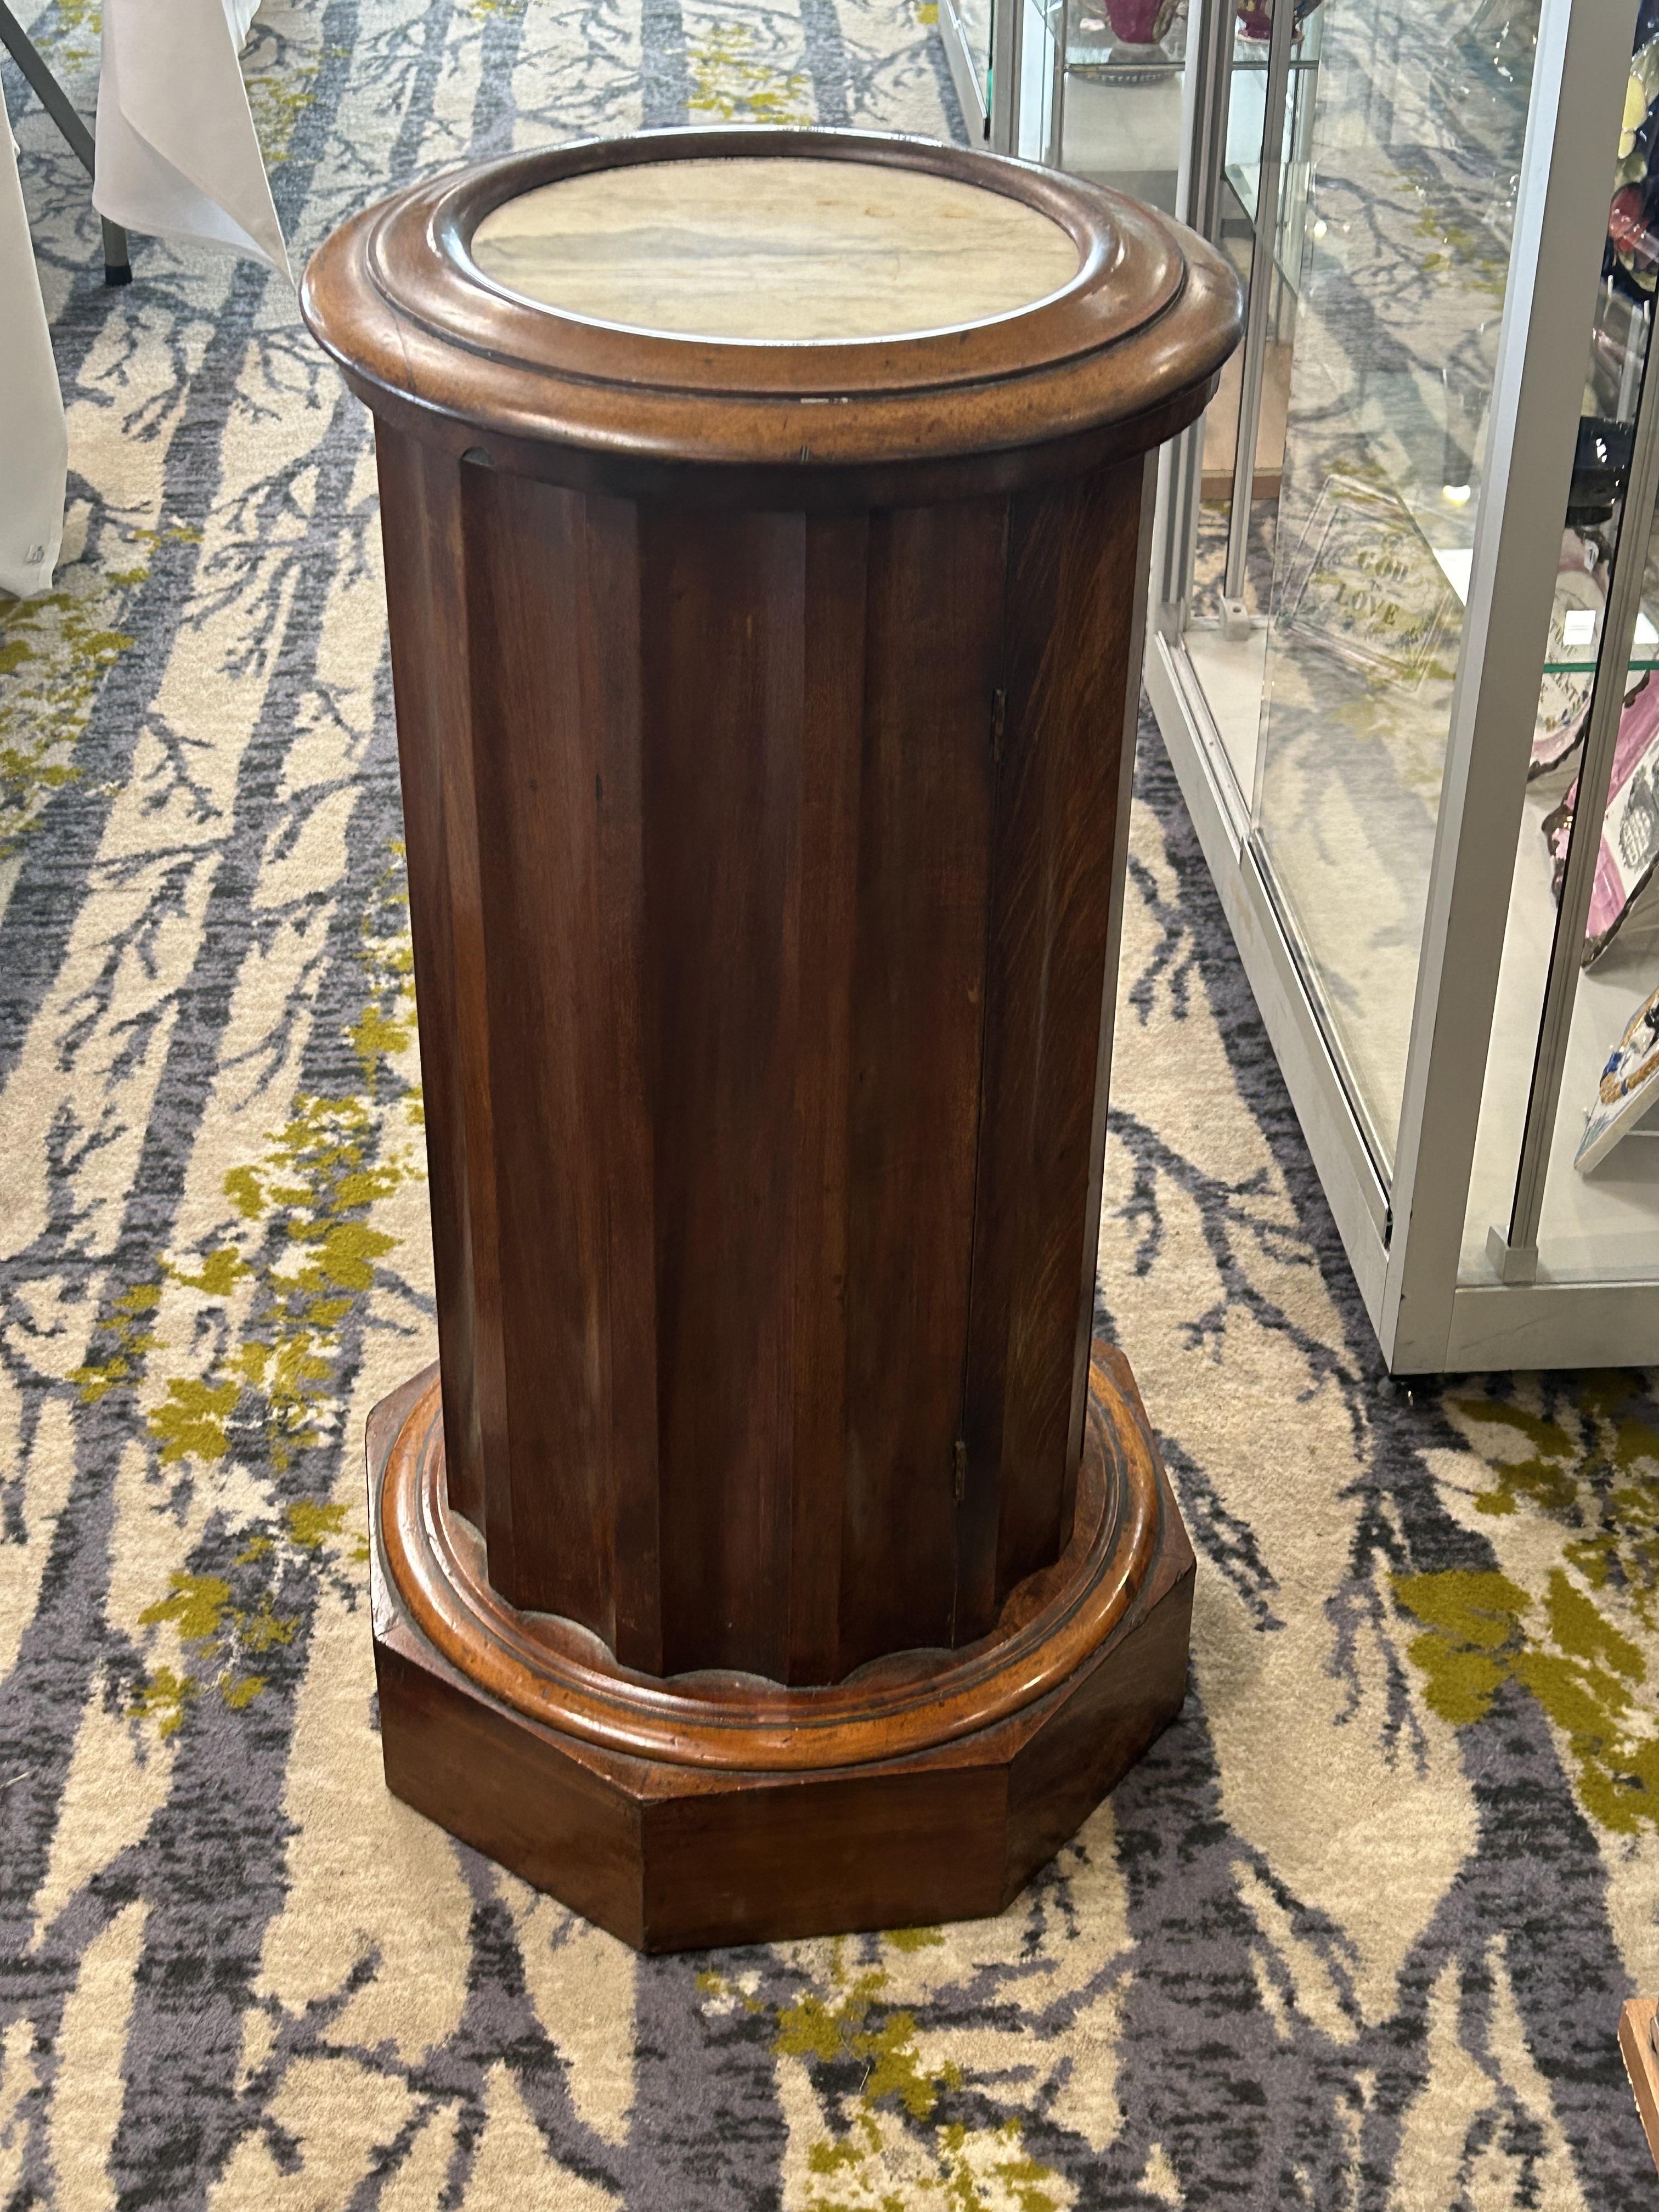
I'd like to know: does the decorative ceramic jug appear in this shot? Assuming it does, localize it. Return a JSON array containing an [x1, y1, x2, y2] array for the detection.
[[1103, 0, 1176, 44]]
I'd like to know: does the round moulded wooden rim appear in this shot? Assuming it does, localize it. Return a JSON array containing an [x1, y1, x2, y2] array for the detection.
[[300, 128, 1244, 492], [376, 1348, 1164, 1773], [396, 129, 1174, 397]]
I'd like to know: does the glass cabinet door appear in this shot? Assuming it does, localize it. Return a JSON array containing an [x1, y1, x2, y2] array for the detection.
[[1038, 0, 1188, 209], [957, 0, 995, 127], [1188, 2, 1322, 627], [943, 0, 996, 142], [1011, 0, 1322, 215], [1466, 6, 1659, 1288], [1246, 0, 1537, 1176], [1142, 0, 1659, 1362]]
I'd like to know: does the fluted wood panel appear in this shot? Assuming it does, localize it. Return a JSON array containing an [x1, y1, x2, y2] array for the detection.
[[837, 502, 1003, 1666], [958, 456, 1153, 1635], [377, 425, 1150, 1683], [376, 430, 498, 1537]]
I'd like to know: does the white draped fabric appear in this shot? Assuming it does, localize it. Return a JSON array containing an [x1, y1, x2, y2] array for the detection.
[[0, 119, 66, 599], [1, 0, 288, 600], [93, 0, 291, 283]]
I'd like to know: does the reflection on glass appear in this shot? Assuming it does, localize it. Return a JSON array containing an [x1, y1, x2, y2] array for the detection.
[[1042, 0, 1186, 206], [946, 0, 993, 126], [1472, 539, 1659, 1282], [1460, 0, 1659, 1282], [1187, 0, 1322, 790], [1527, 504, 1659, 1284], [1039, 0, 1322, 526], [1248, 0, 1536, 1173]]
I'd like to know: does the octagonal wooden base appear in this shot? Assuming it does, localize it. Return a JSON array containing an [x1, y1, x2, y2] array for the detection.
[[366, 1342, 1194, 1953]]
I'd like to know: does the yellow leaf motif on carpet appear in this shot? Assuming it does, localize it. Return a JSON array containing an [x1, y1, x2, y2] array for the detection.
[[1458, 1385, 1659, 1637], [69, 1283, 163, 1404], [0, 522, 198, 861], [132, 1568, 298, 1727], [1394, 1565, 1658, 1833], [688, 23, 812, 124], [240, 13, 323, 170], [703, 1940, 1070, 2209], [129, 848, 415, 1474], [94, 842, 420, 1733]]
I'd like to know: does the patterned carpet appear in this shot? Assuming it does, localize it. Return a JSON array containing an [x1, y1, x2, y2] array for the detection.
[[3, 0, 1659, 2205]]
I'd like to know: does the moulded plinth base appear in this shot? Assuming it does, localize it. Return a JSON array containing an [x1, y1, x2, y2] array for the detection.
[[366, 1345, 1194, 1953]]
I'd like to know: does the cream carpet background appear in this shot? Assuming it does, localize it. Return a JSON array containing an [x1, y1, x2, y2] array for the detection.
[[2, 0, 1656, 2202]]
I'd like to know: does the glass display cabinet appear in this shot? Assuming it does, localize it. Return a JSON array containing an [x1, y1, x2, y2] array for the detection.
[[939, 0, 995, 143], [1055, 0, 1659, 1371]]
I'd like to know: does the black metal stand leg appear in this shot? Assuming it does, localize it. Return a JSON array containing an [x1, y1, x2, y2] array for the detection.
[[0, 0, 132, 282], [100, 213, 129, 284]]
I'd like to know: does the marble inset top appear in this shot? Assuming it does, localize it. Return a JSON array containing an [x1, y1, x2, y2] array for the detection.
[[468, 157, 1083, 343]]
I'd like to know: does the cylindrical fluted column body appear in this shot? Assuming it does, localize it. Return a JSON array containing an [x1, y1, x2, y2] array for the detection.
[[304, 127, 1240, 1952], [377, 436, 1153, 1682], [305, 126, 1239, 1687]]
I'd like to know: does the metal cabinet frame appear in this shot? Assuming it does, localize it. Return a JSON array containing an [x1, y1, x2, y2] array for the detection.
[[1143, 0, 1659, 1372], [940, 0, 1033, 150]]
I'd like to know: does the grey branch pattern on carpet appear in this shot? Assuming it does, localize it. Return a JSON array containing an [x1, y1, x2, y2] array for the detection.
[[1, 0, 1656, 2204]]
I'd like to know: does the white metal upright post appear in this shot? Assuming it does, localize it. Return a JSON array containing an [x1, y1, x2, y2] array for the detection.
[[1381, 0, 1639, 1369], [1152, 0, 1238, 635], [1220, 0, 1296, 624], [1496, 340, 1659, 1274]]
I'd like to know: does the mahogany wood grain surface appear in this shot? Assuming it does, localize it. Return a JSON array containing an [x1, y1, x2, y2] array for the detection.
[[308, 128, 1242, 1948], [368, 1344, 1195, 1951], [373, 438, 1164, 1683], [303, 130, 1240, 511], [371, 1345, 1165, 1773], [958, 457, 1155, 1634]]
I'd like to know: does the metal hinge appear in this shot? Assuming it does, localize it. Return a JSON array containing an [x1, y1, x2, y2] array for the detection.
[[952, 1440, 967, 1505], [990, 688, 1006, 768]]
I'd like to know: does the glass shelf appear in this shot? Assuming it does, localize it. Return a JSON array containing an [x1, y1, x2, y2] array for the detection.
[[1058, 10, 1324, 89], [1058, 6, 1183, 79], [1430, 543, 1659, 674], [1062, 49, 1184, 76]]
